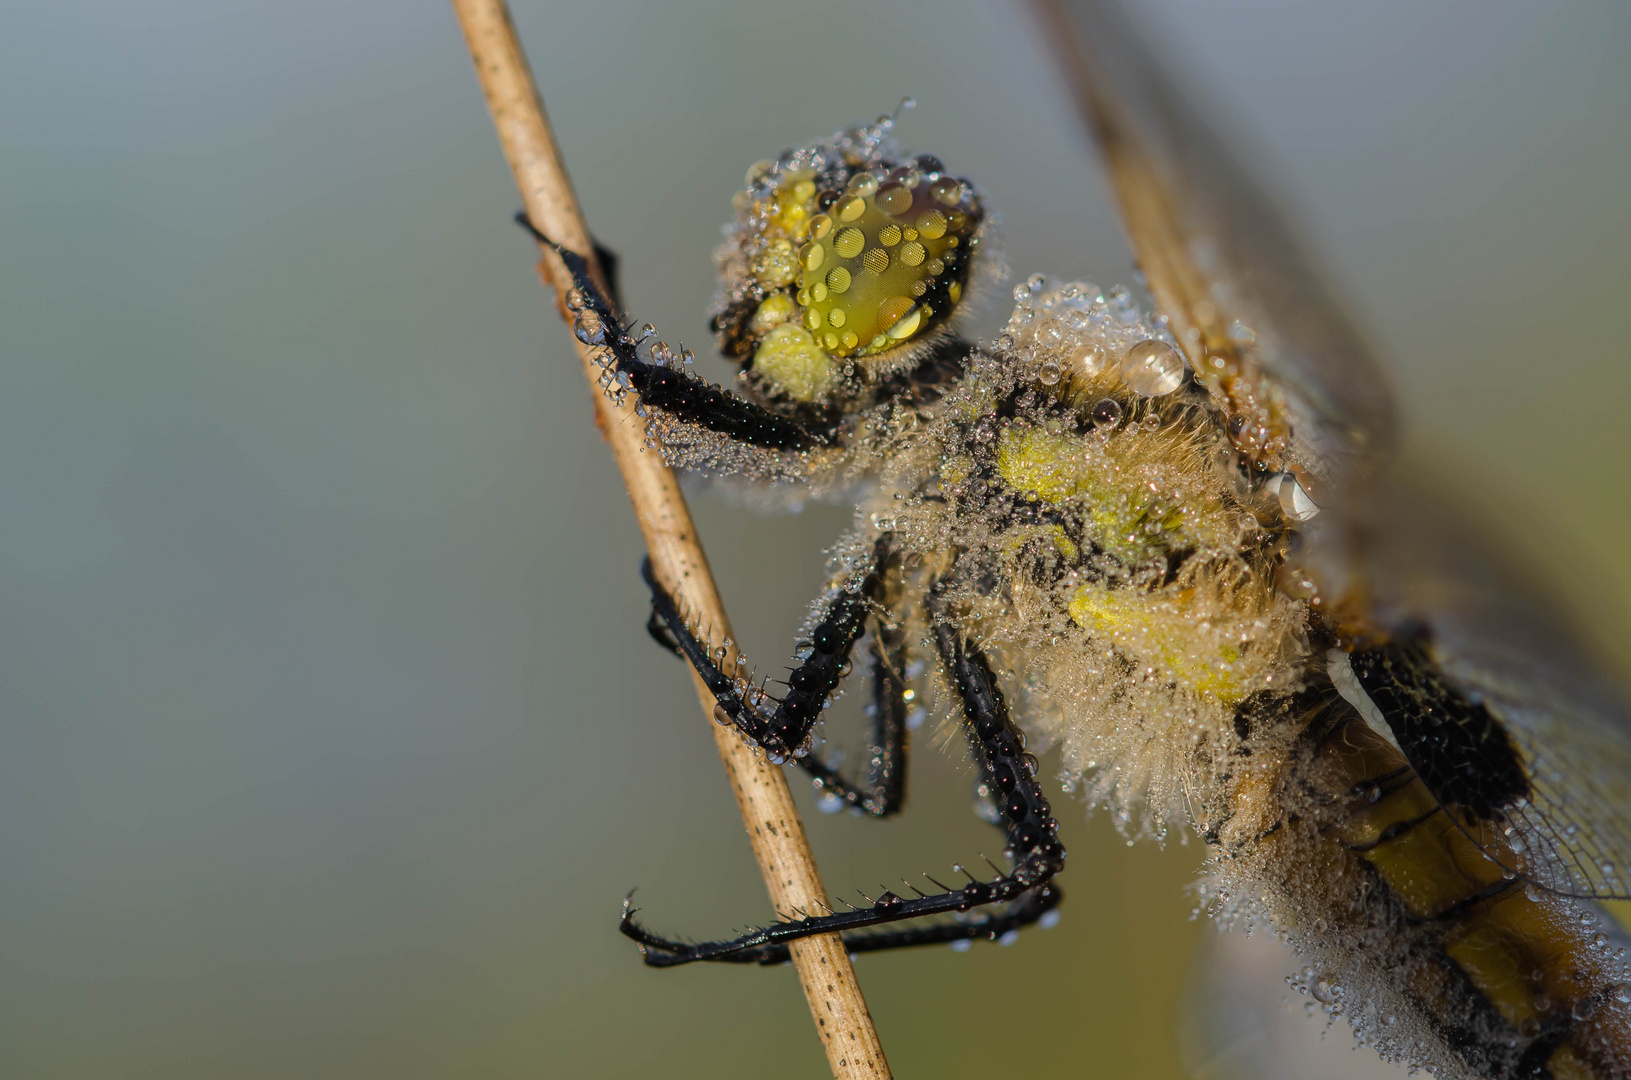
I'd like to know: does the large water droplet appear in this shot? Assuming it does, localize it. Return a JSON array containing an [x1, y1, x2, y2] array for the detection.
[[1120, 340, 1185, 397], [1276, 473, 1321, 522], [573, 311, 607, 345]]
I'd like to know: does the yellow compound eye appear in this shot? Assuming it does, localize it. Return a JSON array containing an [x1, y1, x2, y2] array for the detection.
[[787, 165, 981, 358], [713, 147, 986, 396]]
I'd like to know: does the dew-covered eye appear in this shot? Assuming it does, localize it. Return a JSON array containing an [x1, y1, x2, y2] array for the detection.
[[782, 167, 980, 358], [713, 142, 984, 402]]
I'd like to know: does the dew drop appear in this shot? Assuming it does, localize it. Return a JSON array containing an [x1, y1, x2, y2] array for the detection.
[[1277, 473, 1321, 522], [1107, 285, 1140, 324], [972, 780, 1003, 825], [572, 311, 606, 345], [846, 171, 878, 198], [1120, 339, 1186, 397], [1071, 341, 1108, 378], [1091, 398, 1123, 428], [876, 182, 913, 216], [1037, 360, 1062, 386], [930, 178, 963, 206]]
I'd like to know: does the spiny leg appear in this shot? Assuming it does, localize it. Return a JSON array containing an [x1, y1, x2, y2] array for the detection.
[[620, 590, 1066, 966], [642, 536, 907, 817], [640, 538, 892, 770], [516, 215, 827, 453], [797, 546, 911, 818]]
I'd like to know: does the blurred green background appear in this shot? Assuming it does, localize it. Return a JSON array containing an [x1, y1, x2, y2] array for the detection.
[[3, 1, 1628, 1077]]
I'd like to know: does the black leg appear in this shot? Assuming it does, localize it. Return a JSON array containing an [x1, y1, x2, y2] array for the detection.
[[640, 539, 890, 765], [515, 214, 826, 453], [619, 590, 1066, 966], [642, 537, 907, 817], [792, 541, 910, 818], [589, 239, 623, 314]]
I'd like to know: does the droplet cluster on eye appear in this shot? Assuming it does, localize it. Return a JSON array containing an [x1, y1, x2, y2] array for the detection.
[[789, 165, 979, 356], [712, 124, 985, 395]]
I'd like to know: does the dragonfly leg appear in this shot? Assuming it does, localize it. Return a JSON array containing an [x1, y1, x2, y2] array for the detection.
[[620, 586, 1065, 966]]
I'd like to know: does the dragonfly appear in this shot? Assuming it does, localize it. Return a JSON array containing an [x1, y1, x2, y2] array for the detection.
[[537, 2, 1631, 1076]]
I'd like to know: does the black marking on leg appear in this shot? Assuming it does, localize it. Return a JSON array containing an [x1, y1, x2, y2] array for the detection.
[[619, 589, 1065, 967], [515, 213, 825, 453]]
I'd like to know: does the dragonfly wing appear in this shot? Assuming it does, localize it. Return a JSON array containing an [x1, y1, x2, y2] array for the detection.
[[1324, 471, 1631, 901], [1030, 0, 1396, 498], [1035, 0, 1631, 903]]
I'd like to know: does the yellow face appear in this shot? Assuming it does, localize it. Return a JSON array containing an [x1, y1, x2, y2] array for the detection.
[[713, 146, 984, 404]]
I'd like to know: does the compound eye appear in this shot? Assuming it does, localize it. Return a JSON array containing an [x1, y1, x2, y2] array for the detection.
[[717, 148, 985, 403], [786, 169, 981, 359]]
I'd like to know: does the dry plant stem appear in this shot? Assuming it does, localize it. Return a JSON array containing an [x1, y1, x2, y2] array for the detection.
[[450, 2, 890, 1077]]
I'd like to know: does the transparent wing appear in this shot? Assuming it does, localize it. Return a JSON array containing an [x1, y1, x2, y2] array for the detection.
[[1326, 472, 1631, 900], [1029, 0, 1396, 497], [1032, 0, 1631, 900]]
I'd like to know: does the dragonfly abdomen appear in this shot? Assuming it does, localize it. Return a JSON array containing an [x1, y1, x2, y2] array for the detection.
[[1211, 692, 1631, 1079]]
